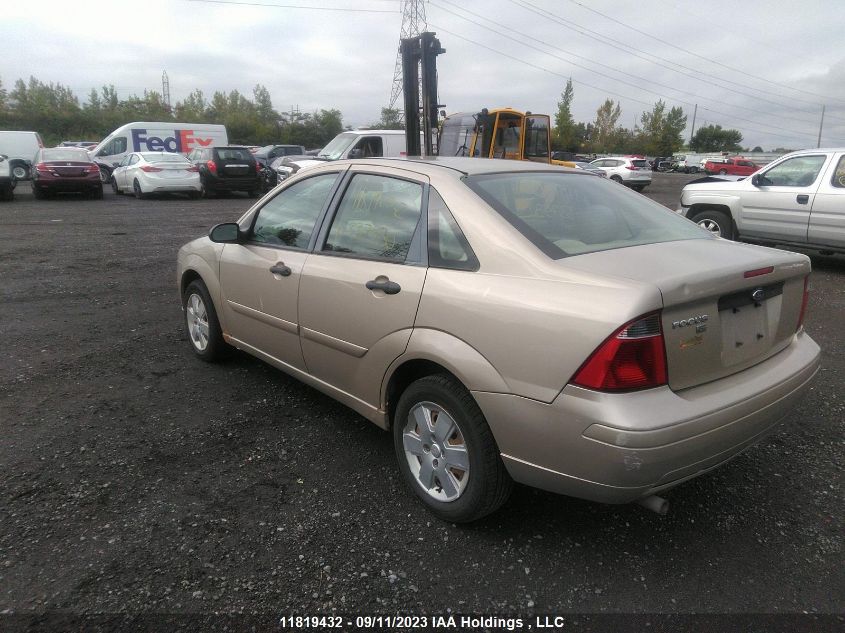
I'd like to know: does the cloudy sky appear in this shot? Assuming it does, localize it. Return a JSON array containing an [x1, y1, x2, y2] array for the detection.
[[2, 0, 844, 150]]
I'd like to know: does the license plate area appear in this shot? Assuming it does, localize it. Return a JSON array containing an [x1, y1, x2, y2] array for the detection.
[[719, 282, 783, 366]]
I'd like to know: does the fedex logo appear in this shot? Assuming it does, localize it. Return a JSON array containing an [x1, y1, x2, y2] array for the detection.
[[131, 128, 213, 153]]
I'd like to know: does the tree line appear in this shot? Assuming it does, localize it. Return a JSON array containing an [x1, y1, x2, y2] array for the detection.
[[552, 78, 751, 155], [0, 76, 346, 149]]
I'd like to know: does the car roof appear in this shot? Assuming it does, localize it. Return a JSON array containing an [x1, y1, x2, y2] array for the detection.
[[328, 156, 583, 178]]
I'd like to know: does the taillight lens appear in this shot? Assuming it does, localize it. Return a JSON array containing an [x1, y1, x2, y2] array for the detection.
[[572, 312, 667, 391], [140, 165, 163, 172], [84, 164, 100, 174], [206, 160, 217, 174], [797, 276, 810, 331], [34, 162, 50, 173], [626, 165, 640, 171]]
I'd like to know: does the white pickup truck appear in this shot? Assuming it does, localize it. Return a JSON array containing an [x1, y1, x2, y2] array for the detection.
[[678, 148, 845, 255]]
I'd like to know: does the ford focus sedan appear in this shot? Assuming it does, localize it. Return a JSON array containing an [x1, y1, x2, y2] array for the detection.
[[177, 157, 820, 522]]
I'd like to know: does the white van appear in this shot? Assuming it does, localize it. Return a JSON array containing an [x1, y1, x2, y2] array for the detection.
[[90, 122, 227, 182], [0, 131, 45, 180], [316, 129, 426, 160]]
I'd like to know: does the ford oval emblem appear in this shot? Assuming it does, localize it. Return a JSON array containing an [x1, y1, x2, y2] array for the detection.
[[752, 288, 765, 302]]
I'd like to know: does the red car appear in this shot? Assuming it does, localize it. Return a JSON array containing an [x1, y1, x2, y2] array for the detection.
[[31, 148, 103, 199], [704, 157, 758, 177]]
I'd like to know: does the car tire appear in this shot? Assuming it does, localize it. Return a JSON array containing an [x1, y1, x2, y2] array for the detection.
[[188, 191, 201, 200], [632, 185, 646, 192], [691, 209, 734, 240], [182, 279, 230, 362], [719, 169, 728, 175], [11, 164, 28, 180], [200, 182, 215, 198], [690, 166, 699, 174], [111, 177, 122, 195], [133, 179, 147, 200], [609, 175, 623, 183], [91, 185, 104, 200], [393, 374, 512, 523]]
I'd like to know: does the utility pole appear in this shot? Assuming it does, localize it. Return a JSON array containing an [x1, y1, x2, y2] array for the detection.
[[688, 103, 698, 146], [817, 104, 825, 148], [389, 0, 427, 122]]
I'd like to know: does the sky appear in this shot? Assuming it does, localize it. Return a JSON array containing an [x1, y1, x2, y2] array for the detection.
[[2, 0, 844, 151]]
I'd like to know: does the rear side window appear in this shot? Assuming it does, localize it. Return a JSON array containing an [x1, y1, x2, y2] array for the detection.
[[251, 173, 339, 249], [427, 188, 478, 271], [323, 173, 423, 261], [832, 155, 845, 188], [465, 172, 708, 259]]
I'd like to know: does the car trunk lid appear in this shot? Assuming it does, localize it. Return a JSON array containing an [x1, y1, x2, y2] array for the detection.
[[46, 161, 92, 177], [557, 239, 810, 391]]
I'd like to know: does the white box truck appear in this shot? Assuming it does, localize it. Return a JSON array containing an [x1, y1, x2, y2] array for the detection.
[[89, 122, 228, 183]]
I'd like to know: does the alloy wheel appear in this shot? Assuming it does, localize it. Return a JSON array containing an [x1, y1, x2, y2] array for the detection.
[[186, 292, 210, 352]]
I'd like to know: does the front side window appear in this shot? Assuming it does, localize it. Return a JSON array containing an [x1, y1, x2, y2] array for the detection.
[[323, 173, 423, 261], [759, 155, 827, 187], [832, 155, 845, 188], [318, 133, 358, 160], [112, 137, 127, 155], [465, 171, 708, 259], [524, 116, 550, 161], [251, 173, 339, 248]]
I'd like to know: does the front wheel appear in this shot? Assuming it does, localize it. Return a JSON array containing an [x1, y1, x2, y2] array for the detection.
[[183, 280, 230, 361], [99, 166, 111, 184], [719, 169, 728, 175], [393, 375, 512, 523], [609, 174, 623, 184], [691, 209, 734, 240], [111, 177, 122, 195]]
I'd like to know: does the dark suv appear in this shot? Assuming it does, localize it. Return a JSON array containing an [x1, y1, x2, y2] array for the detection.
[[252, 144, 306, 168], [187, 146, 262, 197]]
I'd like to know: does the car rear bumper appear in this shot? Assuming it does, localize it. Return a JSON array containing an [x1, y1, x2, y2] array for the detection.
[[203, 174, 261, 192], [474, 331, 820, 504]]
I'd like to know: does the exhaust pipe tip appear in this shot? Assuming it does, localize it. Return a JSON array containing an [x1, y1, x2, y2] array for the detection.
[[637, 495, 669, 515]]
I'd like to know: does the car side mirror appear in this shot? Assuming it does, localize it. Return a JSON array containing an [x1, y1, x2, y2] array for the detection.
[[751, 174, 760, 186], [209, 223, 242, 244]]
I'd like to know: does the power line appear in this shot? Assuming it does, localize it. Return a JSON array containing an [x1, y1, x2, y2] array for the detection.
[[185, 0, 399, 12], [508, 0, 845, 122], [563, 0, 845, 105], [428, 23, 826, 143], [431, 0, 822, 131]]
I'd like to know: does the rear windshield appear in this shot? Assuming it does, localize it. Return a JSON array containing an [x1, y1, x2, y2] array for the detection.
[[141, 152, 190, 164], [464, 172, 709, 258], [631, 160, 649, 168], [41, 149, 90, 162], [214, 148, 253, 162]]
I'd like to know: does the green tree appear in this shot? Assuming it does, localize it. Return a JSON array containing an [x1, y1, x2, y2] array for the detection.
[[639, 100, 687, 156], [174, 90, 207, 121], [370, 107, 403, 130], [554, 78, 577, 151], [591, 98, 622, 153], [689, 124, 743, 152], [0, 77, 7, 112]]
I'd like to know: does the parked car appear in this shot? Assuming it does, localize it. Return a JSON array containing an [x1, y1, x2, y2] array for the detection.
[[572, 161, 606, 177], [253, 144, 307, 168], [269, 154, 328, 185], [704, 157, 758, 177], [186, 146, 262, 198], [589, 156, 652, 191], [31, 147, 102, 199], [0, 153, 16, 201], [679, 148, 845, 254], [111, 151, 201, 199], [0, 130, 44, 181], [672, 155, 700, 174], [59, 140, 99, 149], [177, 157, 819, 522]]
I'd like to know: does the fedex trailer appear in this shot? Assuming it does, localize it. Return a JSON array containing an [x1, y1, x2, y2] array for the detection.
[[90, 122, 227, 182]]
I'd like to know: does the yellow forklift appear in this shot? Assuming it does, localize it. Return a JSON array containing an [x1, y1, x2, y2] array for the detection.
[[437, 107, 576, 167]]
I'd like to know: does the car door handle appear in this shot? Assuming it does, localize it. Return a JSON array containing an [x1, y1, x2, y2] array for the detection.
[[365, 279, 401, 295], [269, 263, 292, 277], [796, 194, 809, 204]]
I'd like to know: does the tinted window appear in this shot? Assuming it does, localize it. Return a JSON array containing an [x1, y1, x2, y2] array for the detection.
[[759, 155, 827, 187], [324, 173, 423, 261], [215, 148, 253, 162], [251, 173, 339, 249], [465, 172, 708, 259], [831, 155, 845, 188], [129, 155, 140, 165], [41, 149, 89, 161], [428, 188, 478, 271], [631, 160, 649, 168]]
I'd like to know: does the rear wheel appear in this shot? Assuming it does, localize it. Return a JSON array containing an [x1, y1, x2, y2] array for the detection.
[[182, 279, 229, 361], [90, 185, 103, 200], [691, 209, 734, 240], [188, 190, 201, 199], [393, 375, 512, 523], [719, 168, 728, 175], [11, 164, 28, 180], [133, 179, 146, 199]]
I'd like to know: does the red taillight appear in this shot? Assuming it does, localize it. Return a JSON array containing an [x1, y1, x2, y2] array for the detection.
[[83, 165, 100, 174], [572, 312, 667, 391], [206, 160, 217, 174], [34, 162, 50, 173], [797, 276, 810, 331], [140, 165, 163, 172], [626, 165, 640, 171], [186, 166, 199, 172]]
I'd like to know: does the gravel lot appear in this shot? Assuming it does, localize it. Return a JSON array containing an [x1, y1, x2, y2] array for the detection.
[[0, 172, 842, 622]]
